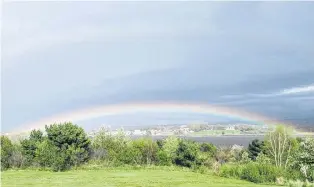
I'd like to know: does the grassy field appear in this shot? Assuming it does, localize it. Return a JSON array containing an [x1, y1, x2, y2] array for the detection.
[[1, 167, 276, 187]]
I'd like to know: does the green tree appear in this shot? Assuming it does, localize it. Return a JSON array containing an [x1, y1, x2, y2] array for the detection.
[[45, 122, 91, 169], [292, 137, 314, 181], [215, 147, 232, 164], [91, 128, 132, 165], [132, 138, 158, 165], [174, 139, 199, 168], [264, 125, 294, 168], [1, 136, 13, 170], [8, 143, 26, 168], [35, 139, 59, 168], [248, 139, 265, 160], [157, 136, 180, 166], [20, 129, 44, 165], [200, 142, 217, 157]]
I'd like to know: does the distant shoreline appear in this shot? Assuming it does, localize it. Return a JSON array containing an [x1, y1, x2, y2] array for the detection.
[[131, 133, 314, 147]]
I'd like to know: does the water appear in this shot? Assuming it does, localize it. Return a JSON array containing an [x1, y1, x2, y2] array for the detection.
[[132, 135, 265, 147]]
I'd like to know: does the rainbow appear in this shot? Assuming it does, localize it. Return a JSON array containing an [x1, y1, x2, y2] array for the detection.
[[10, 101, 286, 135]]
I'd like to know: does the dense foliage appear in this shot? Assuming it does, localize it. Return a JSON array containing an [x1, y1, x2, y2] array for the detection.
[[1, 123, 313, 185], [1, 136, 13, 170], [248, 139, 264, 160]]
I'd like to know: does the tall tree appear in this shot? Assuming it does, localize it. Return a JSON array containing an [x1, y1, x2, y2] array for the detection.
[[264, 125, 293, 168], [248, 139, 264, 160], [20, 129, 44, 164], [1, 136, 13, 170], [45, 122, 91, 166]]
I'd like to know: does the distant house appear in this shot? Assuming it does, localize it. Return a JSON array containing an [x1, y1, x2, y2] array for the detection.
[[133, 130, 146, 136], [225, 125, 235, 131]]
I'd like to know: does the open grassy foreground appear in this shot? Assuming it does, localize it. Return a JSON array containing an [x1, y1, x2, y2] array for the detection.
[[1, 168, 276, 187]]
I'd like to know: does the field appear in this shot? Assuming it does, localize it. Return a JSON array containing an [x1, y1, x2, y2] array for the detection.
[[1, 167, 276, 187]]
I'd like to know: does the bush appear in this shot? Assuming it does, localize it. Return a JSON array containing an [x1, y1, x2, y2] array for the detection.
[[200, 142, 216, 157], [220, 164, 243, 179], [132, 138, 158, 165], [157, 150, 172, 166], [241, 162, 285, 183], [8, 144, 26, 168], [91, 128, 132, 165], [287, 180, 308, 187], [220, 162, 287, 183], [51, 151, 70, 172], [174, 139, 199, 168]]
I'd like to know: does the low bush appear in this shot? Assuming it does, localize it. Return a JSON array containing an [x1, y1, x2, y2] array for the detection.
[[286, 180, 314, 187], [220, 164, 243, 178], [220, 162, 287, 183]]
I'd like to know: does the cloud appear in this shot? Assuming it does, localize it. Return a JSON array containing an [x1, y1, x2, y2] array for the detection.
[[2, 1, 218, 66], [280, 85, 314, 95], [2, 2, 314, 131]]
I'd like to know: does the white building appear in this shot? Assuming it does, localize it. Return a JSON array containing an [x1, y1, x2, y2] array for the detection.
[[225, 125, 235, 131], [133, 130, 146, 136]]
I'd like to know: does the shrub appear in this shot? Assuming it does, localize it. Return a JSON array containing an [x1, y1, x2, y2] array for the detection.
[[92, 128, 132, 165], [200, 142, 216, 157], [157, 150, 172, 166], [276, 177, 285, 186], [284, 168, 305, 181], [8, 144, 26, 168], [132, 138, 158, 165], [241, 162, 285, 183], [256, 152, 271, 165], [220, 164, 243, 179], [220, 162, 287, 183], [174, 139, 199, 168], [287, 180, 307, 187], [51, 151, 70, 172], [214, 147, 232, 164]]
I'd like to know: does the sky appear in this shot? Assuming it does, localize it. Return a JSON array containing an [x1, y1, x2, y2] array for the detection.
[[2, 1, 314, 132]]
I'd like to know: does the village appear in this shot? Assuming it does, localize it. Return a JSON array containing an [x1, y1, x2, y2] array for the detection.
[[91, 123, 271, 137]]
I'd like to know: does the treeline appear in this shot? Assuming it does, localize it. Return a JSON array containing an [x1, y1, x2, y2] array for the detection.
[[1, 122, 314, 186]]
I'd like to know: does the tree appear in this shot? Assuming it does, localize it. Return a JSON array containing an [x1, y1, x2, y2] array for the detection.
[[200, 142, 217, 157], [20, 129, 44, 165], [162, 136, 180, 160], [264, 125, 293, 168], [91, 128, 132, 164], [292, 137, 314, 181], [29, 129, 44, 142], [1, 136, 13, 170], [215, 147, 232, 164], [248, 139, 265, 160], [45, 122, 91, 168], [35, 139, 59, 168], [9, 144, 26, 168], [132, 138, 158, 165], [174, 139, 199, 168]]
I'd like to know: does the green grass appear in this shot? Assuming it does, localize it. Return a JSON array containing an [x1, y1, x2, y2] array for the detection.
[[1, 167, 277, 187]]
